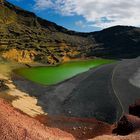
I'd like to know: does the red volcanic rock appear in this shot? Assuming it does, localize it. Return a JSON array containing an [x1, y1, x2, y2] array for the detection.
[[126, 115, 140, 129], [0, 98, 113, 140], [91, 114, 140, 140], [129, 99, 140, 117], [113, 100, 140, 136], [36, 115, 113, 139], [1, 97, 140, 140], [0, 99, 74, 140]]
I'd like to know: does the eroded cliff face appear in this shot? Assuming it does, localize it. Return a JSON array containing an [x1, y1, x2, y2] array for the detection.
[[0, 1, 140, 64], [1, 45, 81, 64], [0, 0, 94, 64], [2, 49, 37, 63]]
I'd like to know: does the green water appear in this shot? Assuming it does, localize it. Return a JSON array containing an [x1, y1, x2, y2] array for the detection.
[[15, 59, 114, 85]]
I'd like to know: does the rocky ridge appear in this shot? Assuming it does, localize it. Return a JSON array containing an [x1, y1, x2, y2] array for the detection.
[[0, 0, 140, 64]]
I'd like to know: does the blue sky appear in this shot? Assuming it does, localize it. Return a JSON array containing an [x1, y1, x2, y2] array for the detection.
[[7, 0, 140, 32], [7, 0, 99, 32]]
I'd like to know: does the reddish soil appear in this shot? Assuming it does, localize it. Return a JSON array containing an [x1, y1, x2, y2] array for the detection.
[[90, 114, 140, 140], [0, 98, 74, 140], [0, 97, 113, 140], [36, 115, 113, 139], [0, 97, 140, 140]]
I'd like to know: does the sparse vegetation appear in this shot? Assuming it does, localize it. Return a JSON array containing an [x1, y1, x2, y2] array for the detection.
[[1, 1, 140, 65]]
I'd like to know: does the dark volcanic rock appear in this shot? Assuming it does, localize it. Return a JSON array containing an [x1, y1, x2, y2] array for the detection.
[[113, 100, 140, 136], [0, 79, 9, 91], [129, 100, 140, 118], [0, 1, 140, 64], [113, 115, 133, 135], [88, 26, 140, 59]]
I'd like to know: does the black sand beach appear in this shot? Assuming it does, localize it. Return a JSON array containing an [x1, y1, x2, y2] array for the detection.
[[13, 57, 140, 123]]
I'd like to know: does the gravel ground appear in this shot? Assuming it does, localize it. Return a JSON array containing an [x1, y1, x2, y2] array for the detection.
[[13, 57, 140, 124], [0, 98, 74, 140], [13, 64, 122, 123], [112, 57, 140, 113], [129, 68, 140, 88]]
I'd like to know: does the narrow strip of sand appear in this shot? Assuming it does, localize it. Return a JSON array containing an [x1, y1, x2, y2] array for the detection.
[[5, 80, 45, 117], [0, 62, 45, 117]]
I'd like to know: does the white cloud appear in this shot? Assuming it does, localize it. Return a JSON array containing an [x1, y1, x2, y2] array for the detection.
[[75, 20, 86, 28], [34, 0, 140, 28], [34, 0, 53, 10]]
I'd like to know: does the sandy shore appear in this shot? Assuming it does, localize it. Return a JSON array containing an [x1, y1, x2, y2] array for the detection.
[[13, 63, 122, 123], [0, 61, 45, 117], [12, 57, 140, 124], [0, 60, 140, 140], [5, 80, 45, 117]]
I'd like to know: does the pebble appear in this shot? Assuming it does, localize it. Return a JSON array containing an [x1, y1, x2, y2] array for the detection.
[[82, 132, 86, 135], [72, 127, 76, 130], [68, 111, 72, 114]]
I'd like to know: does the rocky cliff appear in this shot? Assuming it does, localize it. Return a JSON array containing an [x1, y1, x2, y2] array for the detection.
[[0, 0, 140, 64]]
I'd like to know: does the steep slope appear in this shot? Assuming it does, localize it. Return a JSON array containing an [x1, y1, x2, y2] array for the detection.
[[0, 98, 75, 140], [89, 26, 140, 58], [0, 0, 94, 64], [0, 0, 140, 64]]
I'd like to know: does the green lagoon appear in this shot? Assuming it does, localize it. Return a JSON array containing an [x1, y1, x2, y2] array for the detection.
[[15, 59, 114, 85]]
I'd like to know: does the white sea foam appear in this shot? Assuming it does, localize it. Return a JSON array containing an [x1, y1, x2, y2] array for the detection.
[[129, 68, 140, 88]]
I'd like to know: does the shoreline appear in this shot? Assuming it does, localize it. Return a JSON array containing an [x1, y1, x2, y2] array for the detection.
[[0, 59, 140, 139], [22, 57, 111, 68], [13, 58, 115, 86], [12, 63, 122, 124], [9, 57, 140, 124], [0, 61, 46, 117]]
